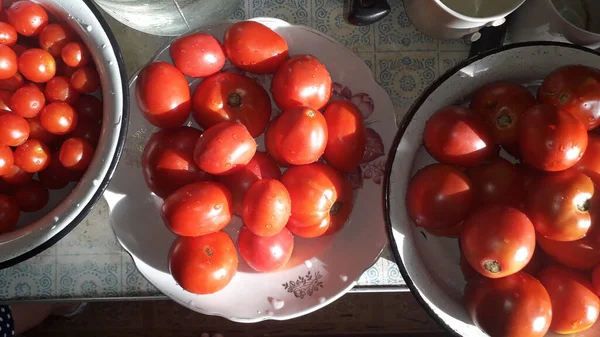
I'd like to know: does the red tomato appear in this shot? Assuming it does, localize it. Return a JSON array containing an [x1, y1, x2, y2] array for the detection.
[[193, 122, 256, 175], [538, 234, 600, 271], [74, 94, 102, 122], [70, 66, 99, 94], [424, 106, 495, 167], [59, 137, 93, 171], [0, 144, 12, 176], [0, 194, 19, 233], [161, 181, 232, 237], [10, 44, 26, 57], [460, 249, 479, 281], [135, 62, 190, 128], [14, 180, 48, 212], [11, 84, 45, 118], [287, 217, 329, 238], [26, 115, 55, 145], [0, 112, 29, 146], [573, 133, 600, 186], [520, 104, 588, 171], [39, 23, 74, 57], [169, 231, 238, 295], [322, 100, 366, 173], [223, 21, 288, 74], [272, 106, 328, 165], [271, 55, 332, 111], [466, 157, 522, 208], [6, 1, 48, 36], [40, 102, 77, 135], [0, 22, 17, 46], [218, 151, 280, 215], [264, 115, 287, 166], [406, 163, 473, 230], [0, 72, 22, 91], [141, 126, 212, 199], [539, 266, 600, 334], [13, 139, 50, 173], [71, 119, 100, 147], [0, 44, 17, 80], [18, 48, 55, 83], [242, 179, 291, 237], [238, 226, 294, 272], [37, 154, 70, 189], [45, 75, 79, 104], [461, 205, 536, 278], [1, 164, 32, 185], [470, 82, 536, 145], [592, 264, 600, 296], [55, 59, 75, 78], [464, 272, 552, 337], [169, 33, 225, 78], [426, 222, 463, 238], [192, 72, 271, 138], [61, 42, 90, 68], [538, 65, 600, 130], [0, 89, 10, 111]]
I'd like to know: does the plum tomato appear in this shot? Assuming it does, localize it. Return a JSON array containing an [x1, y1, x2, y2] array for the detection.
[[37, 154, 70, 190], [466, 157, 522, 208], [470, 82, 536, 145], [40, 102, 77, 135], [191, 72, 271, 138], [0, 144, 12, 176], [223, 21, 288, 74], [39, 23, 74, 57], [538, 234, 600, 271], [1, 164, 32, 186], [272, 106, 328, 165], [0, 44, 17, 80], [0, 22, 17, 46], [423, 106, 495, 167], [271, 55, 332, 111], [242, 179, 291, 237], [74, 94, 102, 123], [322, 100, 366, 173], [161, 181, 232, 237], [426, 221, 463, 238], [464, 272, 552, 337], [573, 133, 600, 186], [61, 42, 90, 68], [287, 217, 329, 238], [13, 139, 50, 173], [170, 33, 225, 78], [0, 194, 19, 234], [0, 112, 29, 146], [70, 66, 99, 94], [6, 1, 48, 36], [538, 266, 600, 334], [264, 115, 287, 166], [59, 137, 94, 171], [14, 180, 48, 212], [238, 226, 294, 273], [193, 122, 256, 175], [136, 62, 191, 128], [519, 104, 587, 171], [11, 84, 45, 118], [406, 163, 473, 230], [538, 65, 600, 130], [45, 75, 79, 104], [168, 231, 238, 295], [18, 48, 55, 83]]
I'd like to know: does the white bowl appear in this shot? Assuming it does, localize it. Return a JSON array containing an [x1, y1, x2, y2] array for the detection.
[[386, 42, 600, 337], [0, 0, 128, 267]]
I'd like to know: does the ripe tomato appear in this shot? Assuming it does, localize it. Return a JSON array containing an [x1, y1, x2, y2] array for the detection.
[[322, 100, 366, 173], [238, 226, 294, 272], [271, 55, 332, 111], [18, 48, 55, 83], [466, 157, 522, 207], [592, 265, 600, 296], [0, 22, 17, 46], [538, 65, 600, 130], [193, 122, 256, 175], [426, 221, 463, 238], [0, 89, 11, 111], [26, 115, 56, 145], [0, 72, 23, 91], [191, 72, 271, 138], [45, 76, 79, 104], [168, 231, 238, 295], [37, 154, 70, 189], [2, 164, 32, 185], [141, 126, 212, 199], [59, 137, 93, 171], [135, 62, 190, 128], [406, 163, 473, 230], [464, 272, 551, 337], [272, 106, 328, 165], [39, 23, 74, 57], [223, 21, 288, 74], [520, 104, 588, 171], [538, 234, 600, 271], [218, 151, 281, 215], [11, 84, 45, 118], [264, 115, 287, 166], [287, 217, 329, 238], [0, 145, 12, 176], [40, 102, 77, 135], [461, 205, 536, 278], [460, 249, 479, 281], [539, 266, 600, 334], [242, 179, 291, 237], [71, 119, 100, 147], [70, 66, 99, 94], [6, 1, 48, 36], [469, 82, 536, 145], [0, 44, 17, 80], [14, 180, 48, 212], [169, 33, 225, 78], [61, 42, 90, 68], [161, 181, 232, 237], [0, 112, 29, 146], [14, 139, 50, 173], [74, 94, 102, 122], [0, 194, 19, 234], [573, 133, 600, 186]]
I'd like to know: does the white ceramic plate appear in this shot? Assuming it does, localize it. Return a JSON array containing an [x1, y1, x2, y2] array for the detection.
[[386, 42, 600, 337], [106, 17, 396, 322]]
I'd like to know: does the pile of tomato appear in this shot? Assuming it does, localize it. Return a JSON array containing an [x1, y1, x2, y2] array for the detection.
[[0, 1, 102, 235], [136, 21, 366, 295], [406, 65, 600, 336]]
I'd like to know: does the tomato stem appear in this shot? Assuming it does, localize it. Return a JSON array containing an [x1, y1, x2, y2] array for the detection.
[[330, 201, 342, 215], [483, 260, 501, 274], [577, 198, 591, 212], [227, 93, 242, 108], [496, 113, 512, 129], [558, 92, 570, 104]]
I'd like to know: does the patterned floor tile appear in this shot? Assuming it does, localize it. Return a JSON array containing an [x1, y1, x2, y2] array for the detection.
[[248, 0, 311, 26], [374, 1, 435, 52], [123, 255, 159, 296], [439, 51, 469, 75], [355, 52, 375, 75], [57, 254, 122, 298], [438, 38, 471, 52], [311, 0, 373, 53], [229, 3, 247, 20], [0, 255, 56, 300]]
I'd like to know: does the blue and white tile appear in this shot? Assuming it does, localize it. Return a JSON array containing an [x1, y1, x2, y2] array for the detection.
[[123, 255, 159, 296], [439, 51, 469, 75], [375, 2, 435, 52], [248, 0, 311, 26], [356, 259, 384, 286], [438, 38, 471, 52], [57, 254, 121, 298], [229, 3, 247, 20], [382, 259, 404, 286], [0, 255, 56, 300]]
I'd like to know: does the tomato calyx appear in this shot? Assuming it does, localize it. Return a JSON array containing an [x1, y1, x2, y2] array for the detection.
[[227, 92, 242, 108], [559, 93, 570, 105], [484, 260, 501, 274], [330, 201, 342, 215], [577, 197, 591, 213], [497, 108, 512, 129]]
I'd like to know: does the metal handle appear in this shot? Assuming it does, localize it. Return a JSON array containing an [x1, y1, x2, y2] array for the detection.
[[347, 0, 391, 26]]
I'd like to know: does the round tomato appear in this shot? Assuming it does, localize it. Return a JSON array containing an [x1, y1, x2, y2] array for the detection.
[[37, 154, 70, 190], [538, 235, 600, 271], [0, 112, 29, 146], [0, 144, 12, 176], [520, 104, 587, 171], [71, 119, 100, 147], [470, 82, 536, 145], [238, 225, 294, 273], [135, 62, 190, 128], [539, 266, 600, 334], [0, 44, 17, 80], [0, 22, 17, 46], [59, 137, 93, 171], [193, 122, 256, 175], [161, 181, 232, 237], [223, 21, 288, 74], [141, 126, 212, 199], [271, 55, 331, 111], [10, 44, 26, 57], [466, 157, 522, 208], [11, 84, 45, 118], [6, 1, 48, 36], [14, 180, 48, 212], [26, 115, 56, 145], [287, 217, 329, 238], [0, 194, 19, 234], [74, 94, 102, 122], [406, 163, 473, 230], [169, 231, 238, 295], [272, 106, 328, 165], [39, 23, 74, 57], [18, 48, 55, 83], [61, 42, 90, 68], [592, 265, 600, 296], [40, 102, 77, 135], [242, 179, 291, 237], [170, 33, 225, 78], [573, 133, 600, 186], [218, 151, 281, 215], [45, 75, 79, 104], [2, 164, 32, 186], [322, 100, 366, 173], [70, 66, 99, 94], [191, 72, 271, 138], [464, 272, 551, 337], [0, 90, 11, 111], [14, 139, 50, 173], [426, 221, 463, 238], [0, 72, 23, 92], [264, 115, 287, 166]]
